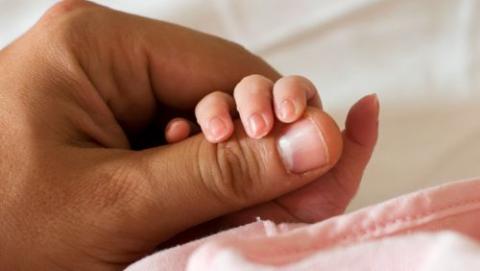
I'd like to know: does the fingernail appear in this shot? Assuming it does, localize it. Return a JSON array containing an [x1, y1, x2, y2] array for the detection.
[[279, 99, 296, 121], [208, 117, 227, 141], [371, 94, 380, 127], [277, 118, 329, 173], [371, 93, 380, 118], [248, 113, 267, 138], [366, 93, 380, 122]]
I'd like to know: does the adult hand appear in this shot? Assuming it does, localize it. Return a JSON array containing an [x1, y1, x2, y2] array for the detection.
[[0, 1, 378, 270]]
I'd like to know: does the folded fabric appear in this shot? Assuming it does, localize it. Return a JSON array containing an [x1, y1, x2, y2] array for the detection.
[[126, 177, 480, 270]]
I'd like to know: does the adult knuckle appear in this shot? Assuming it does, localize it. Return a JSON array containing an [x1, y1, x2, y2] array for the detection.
[[200, 134, 263, 206], [41, 0, 100, 39], [36, 1, 104, 64], [331, 168, 359, 200], [43, 0, 92, 20], [214, 144, 256, 204]]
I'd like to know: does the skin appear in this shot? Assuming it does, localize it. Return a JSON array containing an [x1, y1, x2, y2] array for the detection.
[[0, 1, 379, 270], [163, 84, 379, 244], [167, 75, 321, 143]]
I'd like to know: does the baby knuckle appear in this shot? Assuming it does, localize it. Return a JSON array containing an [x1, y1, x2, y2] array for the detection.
[[210, 90, 231, 100], [241, 74, 272, 87], [234, 74, 273, 99], [235, 74, 273, 96], [281, 75, 314, 91]]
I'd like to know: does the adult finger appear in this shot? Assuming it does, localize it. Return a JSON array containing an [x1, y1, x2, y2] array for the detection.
[[104, 107, 343, 243], [38, 1, 281, 134], [276, 94, 380, 222]]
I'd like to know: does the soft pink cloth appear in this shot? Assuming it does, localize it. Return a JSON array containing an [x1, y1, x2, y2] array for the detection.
[[126, 177, 480, 270]]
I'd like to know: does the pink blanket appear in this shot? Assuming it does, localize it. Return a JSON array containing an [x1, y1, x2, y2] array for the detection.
[[126, 177, 480, 270]]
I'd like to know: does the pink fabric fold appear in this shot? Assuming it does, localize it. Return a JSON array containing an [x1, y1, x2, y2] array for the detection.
[[126, 177, 480, 270]]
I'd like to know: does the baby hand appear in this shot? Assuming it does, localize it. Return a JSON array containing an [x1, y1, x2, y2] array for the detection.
[[165, 75, 322, 143], [197, 75, 321, 142]]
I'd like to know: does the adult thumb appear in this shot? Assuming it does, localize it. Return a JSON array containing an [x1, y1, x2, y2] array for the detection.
[[125, 107, 342, 242]]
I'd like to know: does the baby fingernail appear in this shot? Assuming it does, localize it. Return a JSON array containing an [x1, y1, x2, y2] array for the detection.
[[280, 99, 296, 121], [208, 117, 227, 141], [277, 118, 329, 173], [248, 113, 267, 138]]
